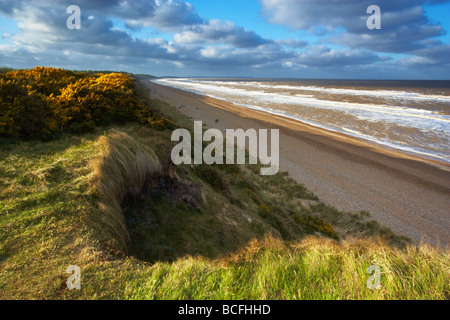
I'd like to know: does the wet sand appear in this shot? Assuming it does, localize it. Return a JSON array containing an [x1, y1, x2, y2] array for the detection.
[[142, 79, 450, 247]]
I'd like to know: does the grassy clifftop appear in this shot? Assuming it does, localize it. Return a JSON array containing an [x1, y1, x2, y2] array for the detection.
[[0, 68, 448, 299]]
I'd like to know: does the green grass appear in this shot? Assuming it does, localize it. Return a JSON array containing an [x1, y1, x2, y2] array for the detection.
[[0, 77, 448, 300], [121, 236, 449, 300]]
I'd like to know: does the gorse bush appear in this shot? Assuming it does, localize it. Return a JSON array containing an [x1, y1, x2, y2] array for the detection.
[[0, 67, 169, 139], [295, 215, 340, 239]]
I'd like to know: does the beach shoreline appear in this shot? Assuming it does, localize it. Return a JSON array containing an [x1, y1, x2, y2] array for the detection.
[[141, 79, 450, 247]]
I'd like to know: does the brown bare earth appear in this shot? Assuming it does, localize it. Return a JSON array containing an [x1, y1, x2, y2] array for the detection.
[[142, 79, 450, 248]]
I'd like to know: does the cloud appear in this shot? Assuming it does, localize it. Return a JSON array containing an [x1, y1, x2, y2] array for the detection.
[[118, 0, 204, 31], [0, 0, 448, 78], [275, 39, 308, 48], [0, 0, 295, 71], [408, 44, 450, 65], [0, 0, 203, 32], [261, 0, 448, 54], [293, 46, 387, 67], [0, 2, 188, 74], [198, 42, 293, 66], [174, 19, 269, 48]]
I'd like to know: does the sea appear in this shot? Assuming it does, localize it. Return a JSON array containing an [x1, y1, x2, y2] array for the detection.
[[152, 78, 450, 164]]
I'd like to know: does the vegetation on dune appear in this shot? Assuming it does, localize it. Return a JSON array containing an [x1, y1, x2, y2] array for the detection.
[[92, 130, 163, 252], [122, 236, 449, 300], [0, 67, 448, 300], [0, 67, 15, 74], [0, 67, 170, 139]]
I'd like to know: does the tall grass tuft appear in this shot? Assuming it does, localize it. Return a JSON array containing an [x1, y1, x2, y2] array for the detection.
[[125, 236, 449, 300], [92, 130, 163, 252]]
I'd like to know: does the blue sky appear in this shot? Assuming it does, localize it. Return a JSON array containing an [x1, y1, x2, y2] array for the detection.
[[0, 0, 449, 79]]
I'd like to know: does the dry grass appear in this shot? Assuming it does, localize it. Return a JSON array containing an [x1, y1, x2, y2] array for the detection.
[[91, 130, 163, 252], [118, 235, 449, 300]]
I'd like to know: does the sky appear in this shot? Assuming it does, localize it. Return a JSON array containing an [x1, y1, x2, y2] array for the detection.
[[0, 0, 449, 79]]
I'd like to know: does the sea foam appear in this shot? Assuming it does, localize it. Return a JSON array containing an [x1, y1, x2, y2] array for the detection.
[[153, 78, 450, 163]]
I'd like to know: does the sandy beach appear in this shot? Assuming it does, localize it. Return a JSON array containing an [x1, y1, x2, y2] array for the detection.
[[142, 79, 450, 247]]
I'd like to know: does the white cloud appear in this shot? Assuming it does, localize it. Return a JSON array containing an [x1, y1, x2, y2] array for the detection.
[[174, 19, 268, 48], [261, 0, 448, 56], [0, 0, 448, 78]]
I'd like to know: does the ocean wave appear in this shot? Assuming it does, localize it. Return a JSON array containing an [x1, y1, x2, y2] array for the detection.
[[153, 78, 450, 163], [159, 78, 450, 103]]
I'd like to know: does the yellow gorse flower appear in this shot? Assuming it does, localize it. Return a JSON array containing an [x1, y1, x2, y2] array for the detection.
[[0, 67, 169, 138]]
